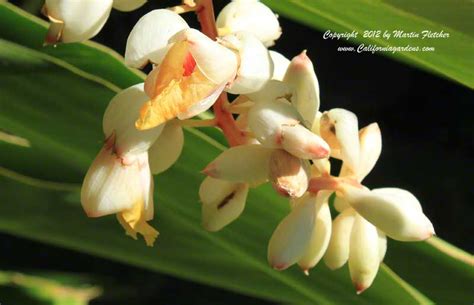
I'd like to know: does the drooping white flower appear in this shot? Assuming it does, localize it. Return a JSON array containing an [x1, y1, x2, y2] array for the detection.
[[323, 208, 356, 270], [216, 0, 281, 47], [268, 150, 310, 198], [135, 28, 238, 130], [44, 0, 113, 43], [283, 50, 320, 128], [124, 9, 189, 68], [148, 120, 184, 175], [199, 177, 249, 231], [221, 31, 273, 94], [113, 0, 147, 12], [269, 51, 290, 81]]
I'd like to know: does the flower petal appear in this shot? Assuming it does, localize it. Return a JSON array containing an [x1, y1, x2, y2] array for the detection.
[[45, 0, 113, 42], [323, 208, 356, 270], [216, 0, 281, 46], [341, 186, 435, 241], [103, 83, 164, 157], [125, 9, 189, 67], [203, 144, 273, 185], [113, 0, 146, 12], [297, 191, 332, 272], [283, 50, 320, 128], [378, 229, 387, 262], [280, 124, 330, 159], [269, 150, 310, 198], [349, 214, 380, 294], [267, 194, 317, 270], [148, 120, 184, 174], [199, 177, 248, 232], [269, 50, 290, 81]]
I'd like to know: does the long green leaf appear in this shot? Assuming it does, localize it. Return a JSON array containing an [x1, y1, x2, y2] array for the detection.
[[0, 38, 432, 304], [263, 0, 474, 88]]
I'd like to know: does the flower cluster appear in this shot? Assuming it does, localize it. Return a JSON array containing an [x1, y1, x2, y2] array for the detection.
[[49, 0, 434, 294]]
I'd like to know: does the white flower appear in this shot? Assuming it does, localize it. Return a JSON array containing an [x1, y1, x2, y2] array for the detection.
[[135, 28, 238, 130], [269, 51, 290, 81], [113, 0, 147, 12], [216, 0, 281, 47], [148, 120, 184, 175], [44, 0, 113, 43]]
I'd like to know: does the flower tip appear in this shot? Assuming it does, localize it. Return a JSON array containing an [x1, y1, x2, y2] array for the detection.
[[308, 142, 331, 159], [272, 262, 289, 271], [201, 163, 218, 177], [354, 282, 368, 295], [302, 269, 310, 276]]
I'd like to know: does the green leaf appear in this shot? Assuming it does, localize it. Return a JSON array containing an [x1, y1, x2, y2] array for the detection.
[[263, 0, 474, 88], [0, 270, 101, 305]]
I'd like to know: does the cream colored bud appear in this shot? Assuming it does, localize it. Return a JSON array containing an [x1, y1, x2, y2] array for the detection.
[[222, 32, 273, 94], [44, 0, 113, 43], [102, 84, 164, 157], [283, 50, 320, 128], [298, 191, 332, 272], [333, 195, 350, 212], [216, 0, 281, 47], [199, 177, 249, 232], [341, 186, 435, 241], [311, 158, 330, 177], [269, 51, 290, 81], [81, 149, 151, 218], [280, 124, 330, 159], [113, 0, 146, 12], [267, 194, 317, 270], [148, 120, 184, 174], [268, 150, 310, 198], [323, 208, 356, 270], [248, 99, 300, 148], [125, 9, 189, 68], [320, 109, 360, 173], [203, 144, 273, 185], [349, 214, 380, 294]]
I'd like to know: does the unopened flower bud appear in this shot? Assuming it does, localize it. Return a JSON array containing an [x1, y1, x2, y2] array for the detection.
[[125, 9, 189, 68], [44, 0, 113, 43], [102, 83, 164, 157], [378, 229, 387, 262], [333, 195, 350, 212], [113, 0, 146, 12], [341, 186, 435, 241], [323, 208, 355, 270], [298, 191, 332, 273], [269, 51, 290, 81], [349, 214, 380, 294], [283, 50, 320, 128], [268, 150, 310, 198], [148, 120, 184, 174], [199, 177, 249, 232], [203, 144, 273, 185], [221, 32, 273, 94], [280, 124, 330, 159], [216, 0, 281, 47], [267, 194, 317, 270], [320, 109, 360, 173], [245, 80, 293, 104]]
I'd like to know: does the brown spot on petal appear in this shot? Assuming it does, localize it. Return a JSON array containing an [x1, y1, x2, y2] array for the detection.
[[217, 191, 236, 209]]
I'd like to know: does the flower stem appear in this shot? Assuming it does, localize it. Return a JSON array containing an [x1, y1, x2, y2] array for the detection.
[[195, 0, 247, 147]]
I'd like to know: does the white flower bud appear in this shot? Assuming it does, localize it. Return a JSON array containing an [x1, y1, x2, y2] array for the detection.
[[248, 99, 300, 148], [148, 120, 184, 174], [349, 214, 381, 294], [221, 32, 273, 94], [320, 109, 360, 173], [269, 51, 290, 81], [333, 195, 350, 212], [268, 150, 310, 198], [203, 144, 273, 185], [125, 9, 189, 68], [113, 0, 146, 12], [199, 177, 249, 232], [102, 84, 164, 157], [216, 0, 281, 47], [323, 208, 356, 270], [283, 51, 320, 128], [280, 124, 330, 160], [44, 0, 113, 43], [81, 149, 151, 218], [297, 191, 332, 273], [267, 194, 317, 270], [341, 186, 435, 241]]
